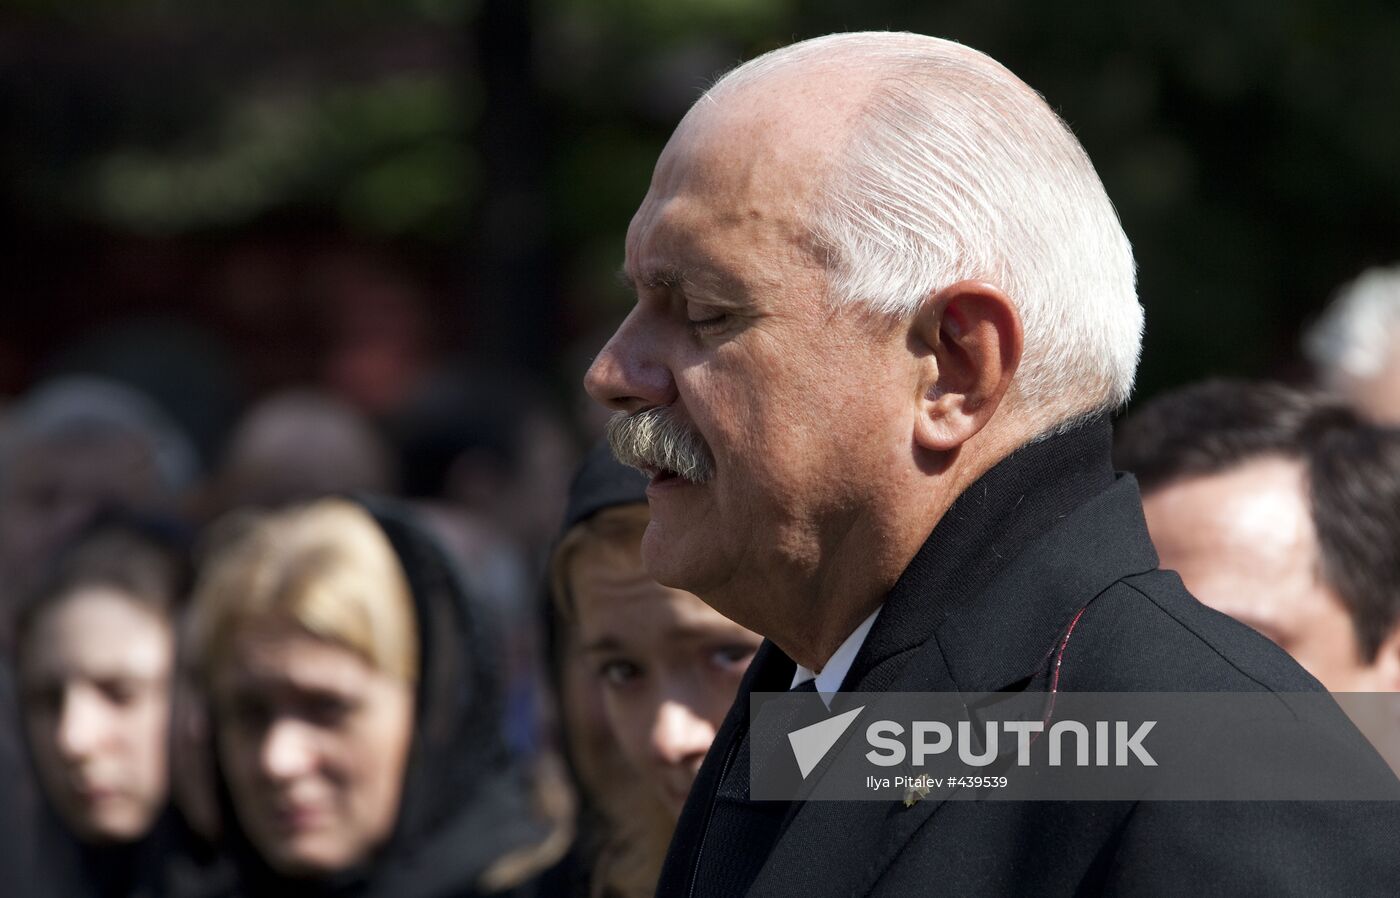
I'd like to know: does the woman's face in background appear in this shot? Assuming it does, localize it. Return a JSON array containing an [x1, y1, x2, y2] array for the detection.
[[20, 587, 174, 843], [211, 625, 414, 877], [570, 530, 761, 819]]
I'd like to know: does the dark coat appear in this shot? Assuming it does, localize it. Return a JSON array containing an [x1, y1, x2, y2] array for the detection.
[[0, 658, 50, 898], [657, 421, 1400, 897]]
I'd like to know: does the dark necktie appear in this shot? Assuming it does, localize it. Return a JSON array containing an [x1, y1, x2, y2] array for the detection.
[[687, 677, 829, 898]]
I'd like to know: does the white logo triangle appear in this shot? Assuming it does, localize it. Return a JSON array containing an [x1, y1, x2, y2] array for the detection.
[[787, 705, 865, 779]]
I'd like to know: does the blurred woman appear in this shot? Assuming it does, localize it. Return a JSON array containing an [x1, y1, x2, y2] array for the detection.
[[15, 518, 192, 897], [548, 446, 762, 897], [187, 498, 553, 897]]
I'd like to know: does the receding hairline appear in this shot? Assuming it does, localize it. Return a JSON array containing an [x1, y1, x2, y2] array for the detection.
[[696, 32, 1049, 182], [678, 34, 1032, 160], [702, 32, 1028, 104]]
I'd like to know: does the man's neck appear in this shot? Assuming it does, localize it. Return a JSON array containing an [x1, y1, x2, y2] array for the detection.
[[792, 606, 882, 702], [769, 457, 1004, 670]]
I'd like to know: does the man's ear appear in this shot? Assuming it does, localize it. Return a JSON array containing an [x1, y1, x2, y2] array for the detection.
[[910, 280, 1023, 453]]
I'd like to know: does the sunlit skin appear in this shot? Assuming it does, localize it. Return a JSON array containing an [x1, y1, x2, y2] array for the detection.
[[20, 587, 174, 843], [1143, 456, 1400, 692], [584, 62, 1023, 670], [570, 533, 762, 819], [212, 627, 415, 877], [557, 627, 628, 801]]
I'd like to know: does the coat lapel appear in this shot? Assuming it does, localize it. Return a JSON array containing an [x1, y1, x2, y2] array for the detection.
[[745, 475, 1161, 897], [745, 635, 965, 897]]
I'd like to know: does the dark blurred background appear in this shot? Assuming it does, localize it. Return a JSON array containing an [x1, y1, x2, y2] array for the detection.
[[2, 8, 1398, 893], [2, 0, 1398, 457]]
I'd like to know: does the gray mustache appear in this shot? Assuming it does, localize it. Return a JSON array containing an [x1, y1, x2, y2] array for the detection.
[[605, 407, 715, 484]]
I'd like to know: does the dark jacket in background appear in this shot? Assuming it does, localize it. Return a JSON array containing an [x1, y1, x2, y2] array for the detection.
[[658, 421, 1400, 897], [0, 659, 48, 897], [197, 499, 551, 898]]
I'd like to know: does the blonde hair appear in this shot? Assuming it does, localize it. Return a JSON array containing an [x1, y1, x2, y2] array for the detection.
[[548, 501, 674, 898], [189, 499, 418, 684], [549, 503, 650, 618]]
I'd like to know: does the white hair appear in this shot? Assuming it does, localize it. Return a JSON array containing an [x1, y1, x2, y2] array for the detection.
[[1304, 263, 1400, 386], [704, 33, 1142, 436]]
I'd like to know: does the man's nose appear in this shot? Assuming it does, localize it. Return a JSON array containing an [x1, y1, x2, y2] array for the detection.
[[259, 719, 318, 782], [649, 698, 717, 767], [584, 308, 677, 414], [55, 685, 111, 762]]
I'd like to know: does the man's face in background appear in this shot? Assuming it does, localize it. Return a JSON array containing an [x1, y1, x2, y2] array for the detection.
[[1142, 456, 1392, 692]]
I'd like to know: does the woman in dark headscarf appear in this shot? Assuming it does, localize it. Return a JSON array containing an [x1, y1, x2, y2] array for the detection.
[[186, 498, 555, 898], [545, 445, 761, 898], [14, 515, 208, 898]]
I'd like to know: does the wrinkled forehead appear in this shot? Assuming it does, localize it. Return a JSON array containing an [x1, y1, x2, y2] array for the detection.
[[625, 68, 873, 273]]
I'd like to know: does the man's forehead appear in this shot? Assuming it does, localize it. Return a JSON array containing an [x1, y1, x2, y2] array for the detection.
[[619, 61, 880, 300], [621, 159, 824, 295], [669, 82, 858, 185], [642, 62, 875, 209], [621, 211, 810, 309]]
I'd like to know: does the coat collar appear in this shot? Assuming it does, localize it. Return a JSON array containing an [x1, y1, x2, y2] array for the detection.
[[741, 419, 1126, 697], [844, 418, 1123, 691], [742, 422, 1163, 898], [930, 471, 1159, 693]]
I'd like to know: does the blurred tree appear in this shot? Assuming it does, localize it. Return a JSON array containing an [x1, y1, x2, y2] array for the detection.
[[0, 0, 1396, 409]]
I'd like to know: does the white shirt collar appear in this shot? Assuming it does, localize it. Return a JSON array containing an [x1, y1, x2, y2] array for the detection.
[[790, 606, 882, 707]]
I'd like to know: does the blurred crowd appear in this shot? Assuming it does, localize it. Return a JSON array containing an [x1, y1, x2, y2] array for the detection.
[[2, 260, 1400, 898]]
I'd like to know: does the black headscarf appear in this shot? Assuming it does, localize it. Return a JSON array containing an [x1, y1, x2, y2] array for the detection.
[[204, 498, 549, 898], [545, 441, 649, 679], [9, 511, 213, 898], [535, 445, 653, 898], [560, 443, 650, 534]]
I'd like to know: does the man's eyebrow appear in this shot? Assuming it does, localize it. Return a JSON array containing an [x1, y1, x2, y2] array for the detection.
[[616, 265, 690, 291]]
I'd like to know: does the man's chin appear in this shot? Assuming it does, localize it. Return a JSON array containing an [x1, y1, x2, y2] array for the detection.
[[639, 518, 715, 595]]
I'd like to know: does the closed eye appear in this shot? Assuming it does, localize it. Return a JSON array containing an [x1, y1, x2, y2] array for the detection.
[[687, 300, 739, 337]]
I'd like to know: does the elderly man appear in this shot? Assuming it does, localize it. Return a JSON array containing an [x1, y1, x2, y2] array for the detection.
[[585, 32, 1400, 897], [1116, 379, 1400, 693]]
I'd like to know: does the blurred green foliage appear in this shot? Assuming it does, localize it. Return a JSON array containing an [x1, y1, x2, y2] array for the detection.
[[85, 75, 474, 237], [2, 0, 1397, 397]]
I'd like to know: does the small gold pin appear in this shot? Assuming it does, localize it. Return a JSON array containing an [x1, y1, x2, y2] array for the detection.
[[902, 782, 931, 807]]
